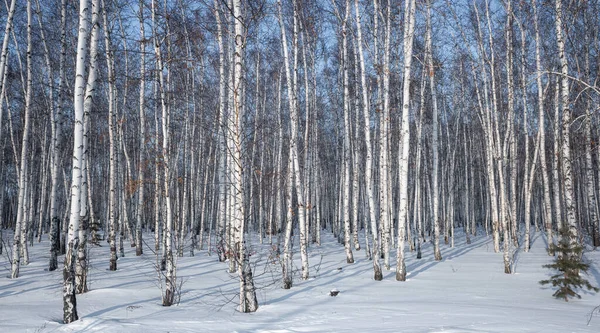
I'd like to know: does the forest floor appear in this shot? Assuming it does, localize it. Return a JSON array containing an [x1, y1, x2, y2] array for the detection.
[[1, 229, 600, 332]]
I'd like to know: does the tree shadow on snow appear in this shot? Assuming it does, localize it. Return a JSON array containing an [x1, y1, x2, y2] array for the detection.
[[406, 234, 491, 279]]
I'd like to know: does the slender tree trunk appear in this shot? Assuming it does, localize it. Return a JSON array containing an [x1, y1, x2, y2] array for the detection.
[[64, 0, 89, 322], [214, 0, 227, 263], [278, 0, 309, 285], [136, 0, 146, 256], [232, 0, 258, 312], [0, 0, 16, 100], [75, 0, 99, 294], [10, 0, 33, 280], [396, 0, 416, 282], [341, 0, 355, 264], [355, 0, 382, 281], [503, 0, 513, 274], [426, 0, 442, 261], [152, 0, 176, 306]]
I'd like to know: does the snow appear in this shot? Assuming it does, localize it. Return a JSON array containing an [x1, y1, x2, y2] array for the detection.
[[1, 231, 600, 332]]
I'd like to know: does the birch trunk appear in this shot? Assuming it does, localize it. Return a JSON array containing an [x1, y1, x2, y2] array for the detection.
[[531, 0, 552, 249], [503, 0, 513, 273], [396, 0, 416, 282], [426, 0, 442, 261], [136, 0, 146, 256], [75, 0, 99, 294], [341, 0, 355, 264], [10, 0, 33, 280], [278, 0, 309, 286], [34, 0, 62, 270], [152, 0, 176, 306], [64, 0, 89, 322], [0, 0, 16, 101], [555, 0, 578, 244], [379, 0, 391, 271], [232, 0, 258, 312], [214, 0, 227, 262], [355, 0, 382, 281], [103, 0, 118, 272]]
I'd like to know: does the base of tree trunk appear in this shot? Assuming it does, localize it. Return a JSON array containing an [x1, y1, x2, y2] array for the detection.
[[396, 262, 406, 281], [283, 277, 292, 289], [373, 266, 383, 281], [162, 289, 174, 307]]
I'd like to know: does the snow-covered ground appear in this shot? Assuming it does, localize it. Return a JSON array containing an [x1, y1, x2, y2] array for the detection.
[[1, 230, 600, 332]]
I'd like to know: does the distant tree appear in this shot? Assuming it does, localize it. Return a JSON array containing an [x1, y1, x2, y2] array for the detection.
[[539, 227, 599, 301]]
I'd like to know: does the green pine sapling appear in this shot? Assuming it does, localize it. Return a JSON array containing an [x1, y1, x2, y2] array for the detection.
[[540, 226, 599, 301]]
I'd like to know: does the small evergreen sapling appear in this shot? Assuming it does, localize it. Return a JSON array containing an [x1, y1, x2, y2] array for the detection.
[[539, 226, 599, 301]]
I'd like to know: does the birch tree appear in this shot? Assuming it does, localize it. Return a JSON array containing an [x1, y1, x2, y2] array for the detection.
[[64, 0, 90, 322], [10, 0, 33, 279], [396, 0, 416, 282], [136, 0, 146, 256], [425, 0, 442, 262], [278, 0, 309, 287], [232, 0, 258, 312], [355, 0, 382, 281], [555, 0, 578, 246], [340, 0, 355, 264], [152, 0, 176, 306], [532, 0, 553, 252], [76, 0, 100, 294]]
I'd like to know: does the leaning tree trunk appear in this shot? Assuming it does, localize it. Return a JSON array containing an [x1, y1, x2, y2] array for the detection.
[[0, 0, 16, 102], [10, 0, 33, 280]]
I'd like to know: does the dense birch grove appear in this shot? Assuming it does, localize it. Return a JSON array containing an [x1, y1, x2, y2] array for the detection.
[[1, 0, 600, 321]]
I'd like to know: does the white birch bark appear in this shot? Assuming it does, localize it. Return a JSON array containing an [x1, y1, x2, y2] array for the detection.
[[341, 0, 355, 264], [355, 0, 382, 281], [33, 0, 61, 269], [350, 35, 361, 252], [396, 0, 416, 282], [152, 0, 176, 306], [213, 0, 228, 262], [473, 1, 500, 253], [278, 0, 309, 286], [75, 0, 99, 294], [426, 0, 442, 261], [0, 0, 16, 101], [232, 0, 258, 312], [379, 0, 391, 271], [503, 0, 513, 273], [102, 0, 118, 272], [64, 0, 89, 322], [136, 0, 146, 256], [582, 14, 599, 247], [555, 0, 578, 243], [552, 77, 562, 236], [10, 0, 33, 279]]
